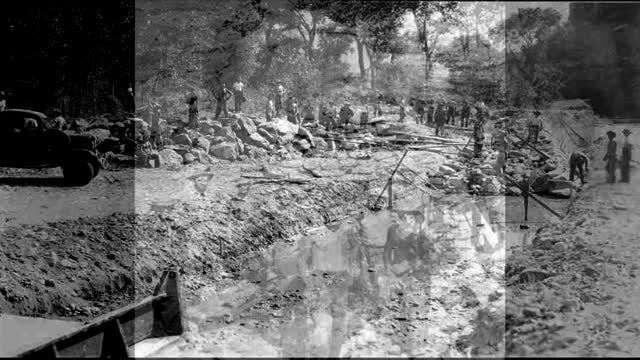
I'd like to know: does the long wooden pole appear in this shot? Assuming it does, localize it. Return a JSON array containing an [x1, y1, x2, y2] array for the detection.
[[504, 174, 563, 219], [373, 148, 409, 209], [508, 130, 552, 160]]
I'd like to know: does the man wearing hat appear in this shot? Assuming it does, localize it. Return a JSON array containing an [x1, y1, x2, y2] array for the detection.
[[527, 110, 543, 144], [604, 130, 617, 183], [621, 128, 632, 183]]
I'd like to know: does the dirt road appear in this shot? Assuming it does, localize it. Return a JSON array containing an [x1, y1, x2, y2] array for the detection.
[[507, 123, 640, 357], [0, 168, 134, 226]]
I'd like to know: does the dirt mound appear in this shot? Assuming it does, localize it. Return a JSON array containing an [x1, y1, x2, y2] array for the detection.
[[1, 178, 382, 321], [0, 214, 136, 321]]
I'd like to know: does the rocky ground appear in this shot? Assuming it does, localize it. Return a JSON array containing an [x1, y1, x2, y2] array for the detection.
[[506, 121, 640, 357], [0, 100, 601, 356], [0, 118, 470, 322]]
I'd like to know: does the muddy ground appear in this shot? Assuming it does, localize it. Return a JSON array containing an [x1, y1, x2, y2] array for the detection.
[[0, 123, 468, 323]]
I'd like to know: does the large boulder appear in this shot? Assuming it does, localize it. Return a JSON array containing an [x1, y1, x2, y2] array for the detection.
[[260, 118, 299, 137], [191, 148, 211, 164], [258, 128, 277, 144], [548, 179, 576, 192], [235, 114, 257, 135], [183, 152, 196, 164], [292, 138, 312, 152], [206, 136, 227, 146], [200, 121, 223, 136], [193, 137, 210, 154], [172, 133, 192, 147], [210, 142, 238, 161], [158, 149, 183, 169], [70, 118, 90, 132], [481, 176, 503, 195], [549, 188, 573, 198], [236, 138, 245, 154], [245, 133, 271, 149], [244, 145, 268, 159], [218, 126, 236, 141], [530, 174, 552, 193], [87, 116, 110, 130], [164, 144, 190, 157], [87, 129, 111, 144]]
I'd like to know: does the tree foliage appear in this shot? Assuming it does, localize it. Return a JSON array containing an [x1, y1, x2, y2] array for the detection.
[[2, 2, 134, 116], [505, 7, 564, 107]]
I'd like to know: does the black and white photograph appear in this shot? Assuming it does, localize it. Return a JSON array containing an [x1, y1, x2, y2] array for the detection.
[[0, 1, 137, 358], [1, 0, 639, 358]]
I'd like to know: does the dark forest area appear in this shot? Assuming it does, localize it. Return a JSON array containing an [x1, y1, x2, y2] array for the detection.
[[0, 1, 134, 117]]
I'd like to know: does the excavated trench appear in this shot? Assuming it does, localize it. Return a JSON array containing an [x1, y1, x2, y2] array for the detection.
[[134, 192, 507, 357]]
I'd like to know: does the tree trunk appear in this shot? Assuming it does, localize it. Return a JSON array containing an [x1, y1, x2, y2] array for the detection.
[[356, 38, 366, 79], [366, 46, 377, 90]]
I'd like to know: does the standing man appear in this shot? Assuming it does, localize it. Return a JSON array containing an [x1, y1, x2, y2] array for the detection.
[[285, 96, 299, 125], [434, 99, 446, 137], [604, 130, 617, 184], [275, 81, 286, 116], [399, 98, 406, 123], [187, 94, 199, 128], [232, 79, 245, 113], [149, 101, 163, 150], [569, 151, 589, 186], [301, 101, 315, 126], [460, 101, 471, 128], [473, 102, 487, 158], [427, 100, 435, 124], [446, 101, 456, 126], [527, 110, 543, 144], [339, 101, 354, 129], [620, 128, 632, 183], [265, 94, 275, 122], [214, 84, 233, 120]]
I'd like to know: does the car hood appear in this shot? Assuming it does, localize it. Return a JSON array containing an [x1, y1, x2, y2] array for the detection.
[[63, 131, 97, 150]]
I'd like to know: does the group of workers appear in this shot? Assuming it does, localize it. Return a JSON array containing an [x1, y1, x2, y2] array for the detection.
[[603, 128, 633, 184]]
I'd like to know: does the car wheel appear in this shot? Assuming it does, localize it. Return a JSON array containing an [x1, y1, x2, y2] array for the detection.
[[63, 160, 95, 186]]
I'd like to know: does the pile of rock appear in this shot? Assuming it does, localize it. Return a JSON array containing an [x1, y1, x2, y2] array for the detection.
[[134, 113, 330, 168], [424, 119, 579, 197], [503, 133, 577, 198]]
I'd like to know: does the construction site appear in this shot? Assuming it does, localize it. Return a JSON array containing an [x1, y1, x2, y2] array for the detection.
[[2, 1, 640, 358]]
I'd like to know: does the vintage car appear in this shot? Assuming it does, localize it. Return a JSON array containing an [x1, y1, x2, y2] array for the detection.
[[0, 109, 101, 185]]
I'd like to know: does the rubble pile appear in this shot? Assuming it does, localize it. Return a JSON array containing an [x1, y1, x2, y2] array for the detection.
[[423, 106, 594, 198]]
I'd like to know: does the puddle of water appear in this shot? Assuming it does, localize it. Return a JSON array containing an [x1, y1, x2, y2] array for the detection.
[[210, 193, 508, 357]]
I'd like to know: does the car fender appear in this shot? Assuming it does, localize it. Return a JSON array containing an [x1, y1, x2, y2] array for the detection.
[[63, 149, 102, 173], [48, 129, 73, 153]]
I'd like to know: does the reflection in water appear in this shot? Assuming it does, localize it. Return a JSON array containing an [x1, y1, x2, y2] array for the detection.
[[242, 194, 505, 356]]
